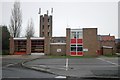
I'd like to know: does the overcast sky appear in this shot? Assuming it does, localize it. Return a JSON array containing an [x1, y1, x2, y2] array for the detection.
[[1, 0, 119, 38]]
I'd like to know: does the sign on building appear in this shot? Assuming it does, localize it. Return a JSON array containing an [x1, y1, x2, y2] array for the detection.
[[57, 49, 61, 52]]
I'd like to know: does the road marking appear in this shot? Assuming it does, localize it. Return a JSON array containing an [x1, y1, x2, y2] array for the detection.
[[97, 58, 118, 66], [65, 58, 68, 71], [3, 63, 19, 68], [55, 76, 66, 78]]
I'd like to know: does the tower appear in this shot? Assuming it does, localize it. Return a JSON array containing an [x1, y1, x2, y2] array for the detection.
[[39, 11, 52, 37], [39, 9, 53, 55]]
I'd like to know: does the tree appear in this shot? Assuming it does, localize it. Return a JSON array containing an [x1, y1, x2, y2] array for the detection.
[[9, 1, 22, 37], [25, 18, 35, 38], [1, 26, 10, 55]]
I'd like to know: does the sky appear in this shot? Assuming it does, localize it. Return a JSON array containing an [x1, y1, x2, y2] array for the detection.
[[0, 0, 119, 38]]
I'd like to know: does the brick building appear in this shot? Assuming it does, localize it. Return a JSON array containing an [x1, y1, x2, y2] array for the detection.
[[115, 39, 120, 53], [9, 12, 116, 56], [98, 35, 116, 55]]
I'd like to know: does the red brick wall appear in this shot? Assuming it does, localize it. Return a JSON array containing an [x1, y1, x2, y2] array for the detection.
[[66, 28, 71, 56], [50, 44, 66, 56], [83, 28, 99, 56]]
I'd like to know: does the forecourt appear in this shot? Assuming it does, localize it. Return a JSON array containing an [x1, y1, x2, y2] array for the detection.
[[24, 56, 119, 78]]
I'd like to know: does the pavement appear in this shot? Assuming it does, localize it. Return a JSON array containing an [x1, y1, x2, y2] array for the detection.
[[22, 56, 119, 79]]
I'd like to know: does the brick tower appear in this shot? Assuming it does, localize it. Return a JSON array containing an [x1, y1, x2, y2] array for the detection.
[[39, 9, 53, 55], [39, 11, 52, 37]]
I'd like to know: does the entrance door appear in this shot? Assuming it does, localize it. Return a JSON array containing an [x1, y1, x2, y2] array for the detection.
[[31, 40, 44, 53]]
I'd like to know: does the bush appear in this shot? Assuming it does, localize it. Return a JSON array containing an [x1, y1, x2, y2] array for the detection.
[[2, 50, 9, 55]]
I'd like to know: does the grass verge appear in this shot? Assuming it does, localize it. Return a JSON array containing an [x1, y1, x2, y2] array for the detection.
[[47, 55, 97, 58]]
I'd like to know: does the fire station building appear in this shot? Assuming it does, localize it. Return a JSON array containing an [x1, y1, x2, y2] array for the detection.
[[9, 13, 116, 56]]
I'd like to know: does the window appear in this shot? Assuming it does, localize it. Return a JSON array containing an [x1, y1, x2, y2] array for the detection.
[[77, 47, 83, 51], [71, 45, 76, 51], [71, 45, 83, 52], [77, 45, 82, 46], [77, 32, 79, 38], [71, 47, 76, 51], [43, 18, 44, 22], [48, 32, 50, 36], [58, 40, 60, 42], [71, 32, 76, 39], [42, 25, 44, 29], [77, 32, 82, 39], [48, 18, 50, 22], [71, 45, 76, 46], [48, 25, 50, 30]]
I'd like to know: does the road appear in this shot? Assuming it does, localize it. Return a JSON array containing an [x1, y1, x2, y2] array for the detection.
[[2, 56, 57, 79], [24, 56, 119, 78], [1, 55, 119, 80]]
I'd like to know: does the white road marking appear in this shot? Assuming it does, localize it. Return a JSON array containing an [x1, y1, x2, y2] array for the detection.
[[97, 58, 118, 66], [3, 63, 19, 68], [55, 76, 66, 78], [65, 58, 68, 71]]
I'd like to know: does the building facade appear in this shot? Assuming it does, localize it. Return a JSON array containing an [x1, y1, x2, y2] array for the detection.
[[98, 35, 116, 55], [9, 13, 116, 56], [66, 28, 99, 56]]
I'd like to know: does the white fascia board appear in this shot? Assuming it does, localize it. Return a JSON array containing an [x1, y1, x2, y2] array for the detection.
[[71, 29, 82, 32], [50, 43, 66, 45], [13, 37, 45, 40], [30, 37, 45, 40], [13, 37, 27, 40]]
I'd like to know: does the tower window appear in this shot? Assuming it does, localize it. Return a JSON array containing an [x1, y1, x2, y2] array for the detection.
[[48, 25, 50, 30], [43, 18, 44, 22], [42, 25, 44, 29], [48, 18, 49, 22], [48, 32, 51, 36]]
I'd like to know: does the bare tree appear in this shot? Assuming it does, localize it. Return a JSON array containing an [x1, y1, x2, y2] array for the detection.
[[9, 1, 22, 37], [25, 18, 35, 38]]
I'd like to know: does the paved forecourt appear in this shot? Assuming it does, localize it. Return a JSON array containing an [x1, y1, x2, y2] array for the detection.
[[24, 56, 119, 78]]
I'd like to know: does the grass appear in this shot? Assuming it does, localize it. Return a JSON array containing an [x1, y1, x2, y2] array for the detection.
[[46, 55, 98, 58], [46, 53, 119, 58], [103, 54, 118, 57]]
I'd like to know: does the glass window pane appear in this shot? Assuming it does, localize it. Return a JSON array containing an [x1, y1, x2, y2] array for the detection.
[[77, 32, 82, 38], [71, 32, 76, 39], [77, 47, 83, 51], [71, 45, 76, 46], [77, 32, 79, 38], [71, 47, 76, 51], [77, 45, 82, 46]]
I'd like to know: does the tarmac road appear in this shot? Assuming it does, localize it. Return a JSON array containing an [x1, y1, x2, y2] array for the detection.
[[2, 55, 57, 79], [24, 56, 119, 78], [1, 55, 119, 80]]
